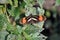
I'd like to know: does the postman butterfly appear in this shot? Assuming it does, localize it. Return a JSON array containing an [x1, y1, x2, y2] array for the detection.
[[19, 14, 46, 24]]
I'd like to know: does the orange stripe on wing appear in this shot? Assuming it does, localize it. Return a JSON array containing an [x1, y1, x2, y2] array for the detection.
[[20, 17, 27, 24], [38, 15, 46, 22], [38, 16, 43, 21]]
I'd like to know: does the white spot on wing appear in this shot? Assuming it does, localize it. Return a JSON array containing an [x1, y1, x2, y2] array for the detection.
[[28, 18, 37, 22]]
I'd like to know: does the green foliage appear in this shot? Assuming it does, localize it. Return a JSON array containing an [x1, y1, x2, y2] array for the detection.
[[0, 14, 8, 30], [8, 0, 18, 7], [56, 0, 60, 5], [0, 30, 8, 40], [45, 11, 51, 18], [0, 0, 48, 40]]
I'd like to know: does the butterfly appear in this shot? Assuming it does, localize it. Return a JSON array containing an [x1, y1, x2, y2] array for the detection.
[[19, 14, 46, 24]]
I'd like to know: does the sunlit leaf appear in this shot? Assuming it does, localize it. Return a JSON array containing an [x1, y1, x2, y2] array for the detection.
[[0, 0, 8, 4], [14, 0, 18, 7], [7, 34, 17, 40], [0, 30, 9, 40], [23, 31, 32, 40], [8, 0, 13, 5]]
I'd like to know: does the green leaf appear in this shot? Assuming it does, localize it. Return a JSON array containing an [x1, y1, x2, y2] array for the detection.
[[0, 8, 3, 14], [7, 7, 15, 16], [7, 23, 19, 35], [13, 7, 20, 17], [0, 14, 8, 30], [16, 25, 22, 34], [56, 0, 60, 6], [23, 31, 32, 40], [24, 24, 39, 35], [46, 10, 51, 18], [14, 0, 18, 7], [0, 30, 9, 40], [7, 34, 17, 40], [7, 7, 21, 19], [0, 5, 3, 7], [17, 34, 23, 40], [20, 1, 26, 8], [24, 0, 33, 4], [0, 0, 8, 4], [8, 0, 13, 6], [32, 34, 47, 40]]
